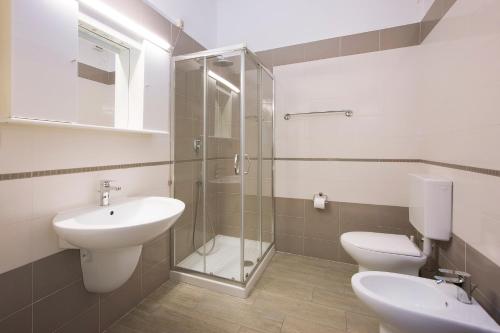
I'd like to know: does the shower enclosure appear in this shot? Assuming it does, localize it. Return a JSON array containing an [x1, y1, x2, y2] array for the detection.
[[170, 45, 274, 296]]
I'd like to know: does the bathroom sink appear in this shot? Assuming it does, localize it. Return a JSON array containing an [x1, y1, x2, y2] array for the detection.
[[53, 196, 185, 293], [53, 196, 185, 249], [352, 271, 500, 333]]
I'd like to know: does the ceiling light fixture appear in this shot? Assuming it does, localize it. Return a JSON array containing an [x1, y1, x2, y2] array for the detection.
[[208, 70, 240, 93], [79, 0, 171, 51]]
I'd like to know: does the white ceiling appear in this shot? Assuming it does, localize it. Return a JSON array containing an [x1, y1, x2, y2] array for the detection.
[[145, 0, 434, 51]]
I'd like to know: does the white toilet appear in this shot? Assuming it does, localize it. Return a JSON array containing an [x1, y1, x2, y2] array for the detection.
[[341, 174, 452, 276]]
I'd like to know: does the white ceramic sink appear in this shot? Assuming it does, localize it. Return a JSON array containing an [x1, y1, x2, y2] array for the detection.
[[352, 271, 500, 333], [53, 196, 185, 293], [54, 196, 184, 249]]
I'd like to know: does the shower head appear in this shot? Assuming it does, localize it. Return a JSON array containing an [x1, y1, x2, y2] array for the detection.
[[213, 56, 234, 67]]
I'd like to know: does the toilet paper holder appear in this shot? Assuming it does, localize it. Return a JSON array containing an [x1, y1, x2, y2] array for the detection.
[[312, 192, 328, 205]]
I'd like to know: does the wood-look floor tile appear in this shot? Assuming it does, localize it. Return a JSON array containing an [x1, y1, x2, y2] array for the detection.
[[126, 306, 240, 333], [147, 281, 204, 310], [251, 290, 302, 322], [345, 312, 379, 333], [110, 253, 382, 333], [263, 264, 350, 293], [194, 292, 283, 333], [312, 288, 374, 316], [281, 315, 345, 333], [238, 326, 267, 333], [288, 302, 346, 330], [255, 276, 314, 301]]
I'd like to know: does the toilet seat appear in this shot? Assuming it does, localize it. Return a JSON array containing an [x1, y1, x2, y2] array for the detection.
[[341, 232, 421, 257], [340, 231, 427, 276]]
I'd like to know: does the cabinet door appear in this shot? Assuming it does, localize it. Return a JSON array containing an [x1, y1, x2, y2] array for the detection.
[[11, 0, 78, 122], [143, 41, 170, 132]]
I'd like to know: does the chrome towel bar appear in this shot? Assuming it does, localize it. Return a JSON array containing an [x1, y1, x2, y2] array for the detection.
[[284, 109, 353, 120]]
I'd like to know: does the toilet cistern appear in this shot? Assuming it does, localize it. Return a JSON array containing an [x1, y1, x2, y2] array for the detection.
[[99, 180, 121, 206]]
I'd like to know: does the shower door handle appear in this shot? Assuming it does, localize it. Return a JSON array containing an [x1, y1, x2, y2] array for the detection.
[[234, 154, 251, 175], [234, 154, 240, 175]]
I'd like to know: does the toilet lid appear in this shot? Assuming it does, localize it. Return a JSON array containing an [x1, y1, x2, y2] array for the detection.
[[343, 232, 422, 257]]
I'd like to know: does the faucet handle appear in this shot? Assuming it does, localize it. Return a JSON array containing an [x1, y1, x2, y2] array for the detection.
[[434, 275, 463, 284], [100, 180, 115, 187], [438, 268, 471, 278], [438, 268, 455, 274]]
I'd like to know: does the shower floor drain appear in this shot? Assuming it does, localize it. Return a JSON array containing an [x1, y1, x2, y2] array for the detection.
[[243, 260, 254, 267]]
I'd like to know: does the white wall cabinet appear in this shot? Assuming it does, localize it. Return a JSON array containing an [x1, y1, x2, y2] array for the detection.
[[143, 41, 170, 131], [0, 0, 170, 134], [9, 0, 78, 123]]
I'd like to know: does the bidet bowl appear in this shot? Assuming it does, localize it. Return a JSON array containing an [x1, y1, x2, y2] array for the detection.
[[53, 196, 185, 293], [351, 271, 500, 333]]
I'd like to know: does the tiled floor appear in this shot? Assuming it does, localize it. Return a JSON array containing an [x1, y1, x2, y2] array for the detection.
[[107, 252, 379, 333]]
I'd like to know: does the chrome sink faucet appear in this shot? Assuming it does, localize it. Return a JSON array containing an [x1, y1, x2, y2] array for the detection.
[[435, 268, 478, 304], [99, 180, 121, 206]]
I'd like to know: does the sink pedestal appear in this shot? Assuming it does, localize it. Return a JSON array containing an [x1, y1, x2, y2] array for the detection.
[[80, 245, 142, 293]]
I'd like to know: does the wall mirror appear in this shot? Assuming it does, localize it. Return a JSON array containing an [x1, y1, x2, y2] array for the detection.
[[76, 13, 170, 133], [77, 25, 131, 127]]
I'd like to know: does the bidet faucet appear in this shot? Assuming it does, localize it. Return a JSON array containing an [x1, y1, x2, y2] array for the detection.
[[99, 180, 121, 206], [435, 268, 478, 304]]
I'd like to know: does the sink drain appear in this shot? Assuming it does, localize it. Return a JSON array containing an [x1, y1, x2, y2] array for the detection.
[[244, 260, 254, 267]]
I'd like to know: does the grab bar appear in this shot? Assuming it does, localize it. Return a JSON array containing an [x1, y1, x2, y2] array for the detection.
[[284, 110, 353, 120]]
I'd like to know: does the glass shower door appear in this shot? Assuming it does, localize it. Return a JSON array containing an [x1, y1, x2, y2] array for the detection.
[[205, 53, 242, 281]]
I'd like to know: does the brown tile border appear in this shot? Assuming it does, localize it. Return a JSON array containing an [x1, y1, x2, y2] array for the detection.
[[275, 158, 500, 178], [256, 0, 456, 69], [0, 161, 172, 181], [274, 157, 420, 163], [2, 156, 499, 182], [78, 62, 115, 85], [420, 159, 500, 177]]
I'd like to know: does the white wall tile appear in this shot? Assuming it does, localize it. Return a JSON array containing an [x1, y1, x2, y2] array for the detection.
[[30, 215, 61, 262], [0, 125, 34, 173], [418, 0, 500, 266], [0, 178, 33, 225], [30, 126, 170, 171], [275, 160, 423, 207], [275, 46, 420, 159], [0, 221, 31, 274], [32, 172, 100, 219], [418, 0, 500, 169]]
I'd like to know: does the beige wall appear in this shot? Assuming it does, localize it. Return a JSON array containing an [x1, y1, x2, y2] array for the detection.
[[0, 0, 174, 275], [274, 46, 423, 206], [418, 0, 500, 267], [0, 125, 171, 274], [274, 0, 500, 268]]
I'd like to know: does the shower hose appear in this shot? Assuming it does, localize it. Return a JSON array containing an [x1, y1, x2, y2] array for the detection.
[[192, 179, 216, 255]]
